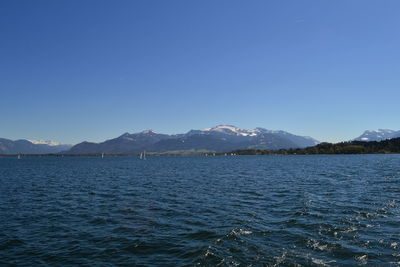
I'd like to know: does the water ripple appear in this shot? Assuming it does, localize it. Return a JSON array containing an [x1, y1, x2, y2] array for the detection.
[[0, 155, 400, 265]]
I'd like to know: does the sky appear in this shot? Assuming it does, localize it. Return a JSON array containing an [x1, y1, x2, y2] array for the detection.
[[1, 0, 399, 144]]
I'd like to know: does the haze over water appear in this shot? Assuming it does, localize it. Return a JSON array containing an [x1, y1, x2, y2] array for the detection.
[[1, 155, 400, 266]]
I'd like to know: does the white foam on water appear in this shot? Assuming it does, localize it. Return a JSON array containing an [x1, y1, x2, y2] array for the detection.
[[307, 239, 329, 251], [272, 251, 287, 266], [355, 255, 368, 265], [311, 257, 336, 266], [228, 228, 253, 236]]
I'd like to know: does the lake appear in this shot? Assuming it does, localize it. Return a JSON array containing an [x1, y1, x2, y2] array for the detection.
[[1, 155, 399, 266]]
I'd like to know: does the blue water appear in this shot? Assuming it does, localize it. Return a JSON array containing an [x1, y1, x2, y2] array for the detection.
[[1, 155, 400, 266]]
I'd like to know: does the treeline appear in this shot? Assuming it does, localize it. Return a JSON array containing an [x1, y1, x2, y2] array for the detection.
[[233, 137, 400, 155]]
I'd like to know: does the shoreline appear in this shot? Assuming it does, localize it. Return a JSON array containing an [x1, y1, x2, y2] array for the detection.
[[1, 152, 400, 157]]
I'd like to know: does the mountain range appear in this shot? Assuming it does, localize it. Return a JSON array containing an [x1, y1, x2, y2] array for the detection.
[[66, 125, 320, 154], [354, 129, 400, 142], [0, 138, 72, 154], [1, 126, 399, 154]]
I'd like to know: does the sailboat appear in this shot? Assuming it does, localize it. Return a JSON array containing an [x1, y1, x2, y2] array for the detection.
[[17, 154, 21, 159], [139, 151, 146, 160], [101, 153, 104, 158]]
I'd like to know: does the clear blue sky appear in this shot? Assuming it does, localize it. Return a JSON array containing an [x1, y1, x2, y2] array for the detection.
[[1, 0, 399, 144]]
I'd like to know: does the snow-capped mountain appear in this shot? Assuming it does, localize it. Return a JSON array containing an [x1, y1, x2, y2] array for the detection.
[[203, 125, 259, 136], [354, 129, 400, 142], [27, 139, 62, 146], [0, 138, 72, 154], [66, 125, 320, 154], [188, 125, 319, 147]]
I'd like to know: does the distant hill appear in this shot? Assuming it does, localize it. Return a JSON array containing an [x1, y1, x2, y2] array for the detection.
[[234, 137, 400, 155], [66, 125, 320, 154], [354, 129, 400, 142], [0, 138, 72, 154]]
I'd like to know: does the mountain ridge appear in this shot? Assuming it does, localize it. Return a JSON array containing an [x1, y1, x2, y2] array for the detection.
[[0, 138, 72, 154], [66, 125, 320, 154], [2, 127, 399, 154], [354, 129, 400, 142]]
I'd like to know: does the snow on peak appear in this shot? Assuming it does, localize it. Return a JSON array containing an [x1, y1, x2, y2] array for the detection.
[[204, 125, 258, 136], [27, 139, 62, 146], [364, 129, 394, 134], [377, 129, 394, 133], [203, 125, 299, 137], [140, 130, 155, 134], [356, 129, 399, 142]]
